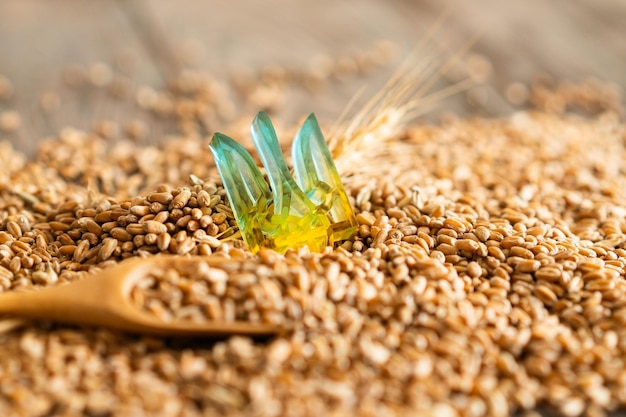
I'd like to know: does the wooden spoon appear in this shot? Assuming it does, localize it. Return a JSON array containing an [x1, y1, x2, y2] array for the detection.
[[0, 255, 280, 336]]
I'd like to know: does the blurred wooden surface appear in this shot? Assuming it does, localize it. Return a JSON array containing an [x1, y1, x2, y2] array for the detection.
[[0, 0, 625, 155]]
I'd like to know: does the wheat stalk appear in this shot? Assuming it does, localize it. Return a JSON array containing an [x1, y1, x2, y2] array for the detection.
[[328, 14, 482, 176]]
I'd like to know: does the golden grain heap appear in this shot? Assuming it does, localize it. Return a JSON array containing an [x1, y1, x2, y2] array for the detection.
[[1, 61, 626, 417]]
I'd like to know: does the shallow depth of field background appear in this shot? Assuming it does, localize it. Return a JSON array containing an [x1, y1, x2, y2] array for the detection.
[[0, 0, 624, 156]]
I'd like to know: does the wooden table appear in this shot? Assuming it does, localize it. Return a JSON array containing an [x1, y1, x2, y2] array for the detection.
[[0, 0, 624, 156]]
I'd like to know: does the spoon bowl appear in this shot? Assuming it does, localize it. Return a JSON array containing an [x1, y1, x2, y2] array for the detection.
[[0, 255, 280, 336]]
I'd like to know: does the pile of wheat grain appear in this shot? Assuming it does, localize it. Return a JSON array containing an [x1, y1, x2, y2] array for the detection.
[[0, 100, 626, 417]]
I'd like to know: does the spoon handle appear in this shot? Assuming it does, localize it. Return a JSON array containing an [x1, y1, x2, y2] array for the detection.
[[0, 285, 95, 321], [0, 290, 32, 317]]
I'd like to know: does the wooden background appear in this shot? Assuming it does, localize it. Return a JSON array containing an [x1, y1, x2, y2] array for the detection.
[[0, 0, 625, 156]]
